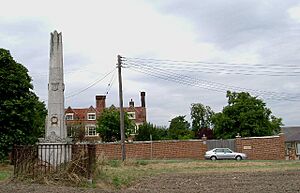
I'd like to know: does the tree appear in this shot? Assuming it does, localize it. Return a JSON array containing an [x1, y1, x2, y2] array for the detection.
[[195, 128, 214, 139], [168, 116, 193, 140], [212, 91, 282, 139], [191, 103, 214, 130], [190, 103, 214, 138], [67, 122, 85, 143], [0, 49, 47, 160], [135, 122, 168, 141], [96, 105, 135, 142]]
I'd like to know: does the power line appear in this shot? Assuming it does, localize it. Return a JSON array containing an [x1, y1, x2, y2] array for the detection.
[[124, 59, 300, 77], [105, 69, 117, 95], [123, 62, 300, 101], [127, 66, 298, 101], [65, 68, 116, 99], [124, 57, 300, 69], [125, 61, 300, 77]]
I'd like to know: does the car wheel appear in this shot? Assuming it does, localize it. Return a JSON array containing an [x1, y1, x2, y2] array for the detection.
[[235, 156, 242, 161], [210, 156, 217, 161]]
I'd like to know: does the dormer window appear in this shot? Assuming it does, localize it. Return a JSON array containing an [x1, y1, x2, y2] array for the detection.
[[87, 113, 96, 120], [65, 113, 74, 120], [127, 112, 136, 120]]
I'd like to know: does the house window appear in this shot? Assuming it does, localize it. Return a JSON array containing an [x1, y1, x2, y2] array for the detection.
[[85, 125, 97, 136], [297, 143, 300, 155], [67, 125, 73, 137], [285, 143, 292, 155], [65, 113, 74, 120], [127, 112, 136, 120], [87, 113, 96, 120], [134, 123, 142, 134]]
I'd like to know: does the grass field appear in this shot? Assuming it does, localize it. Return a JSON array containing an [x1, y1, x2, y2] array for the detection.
[[2, 159, 300, 190], [94, 159, 300, 189]]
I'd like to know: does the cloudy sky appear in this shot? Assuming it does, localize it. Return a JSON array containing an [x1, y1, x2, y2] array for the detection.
[[1, 0, 300, 127]]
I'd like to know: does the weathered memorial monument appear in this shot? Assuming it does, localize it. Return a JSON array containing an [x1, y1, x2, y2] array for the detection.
[[39, 30, 71, 165]]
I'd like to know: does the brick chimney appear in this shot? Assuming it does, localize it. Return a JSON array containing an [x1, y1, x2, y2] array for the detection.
[[129, 99, 134, 107], [140, 91, 146, 107], [96, 95, 106, 112]]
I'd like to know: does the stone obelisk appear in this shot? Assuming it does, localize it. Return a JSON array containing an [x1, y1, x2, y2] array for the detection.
[[39, 31, 70, 166], [41, 30, 67, 142]]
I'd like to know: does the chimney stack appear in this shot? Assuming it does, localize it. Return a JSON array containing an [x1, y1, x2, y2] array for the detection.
[[140, 91, 146, 107], [129, 99, 134, 107], [96, 95, 106, 112]]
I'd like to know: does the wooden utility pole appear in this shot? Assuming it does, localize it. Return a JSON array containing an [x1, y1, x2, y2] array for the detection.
[[117, 55, 126, 161]]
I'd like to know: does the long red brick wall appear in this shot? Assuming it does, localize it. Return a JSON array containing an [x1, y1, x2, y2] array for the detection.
[[236, 134, 285, 160], [95, 134, 286, 160], [96, 140, 207, 160]]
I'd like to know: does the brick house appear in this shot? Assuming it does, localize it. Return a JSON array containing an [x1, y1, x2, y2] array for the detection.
[[281, 126, 300, 160], [65, 92, 147, 141]]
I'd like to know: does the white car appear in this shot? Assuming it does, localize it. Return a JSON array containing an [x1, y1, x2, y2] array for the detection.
[[205, 148, 247, 160]]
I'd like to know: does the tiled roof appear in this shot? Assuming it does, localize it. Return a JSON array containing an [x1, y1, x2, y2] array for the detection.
[[281, 127, 300, 142], [65, 106, 146, 123], [65, 106, 98, 120], [66, 105, 146, 123], [124, 106, 146, 123]]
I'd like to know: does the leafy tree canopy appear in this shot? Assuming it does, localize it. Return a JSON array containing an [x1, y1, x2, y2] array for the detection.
[[96, 105, 135, 142], [196, 128, 214, 139], [168, 116, 193, 140], [190, 103, 214, 139], [0, 48, 47, 160], [212, 91, 282, 139], [135, 122, 168, 141], [67, 123, 85, 143]]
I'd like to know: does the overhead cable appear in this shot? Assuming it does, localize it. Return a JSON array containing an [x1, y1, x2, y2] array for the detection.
[[123, 62, 299, 101], [124, 58, 300, 77], [66, 68, 116, 99]]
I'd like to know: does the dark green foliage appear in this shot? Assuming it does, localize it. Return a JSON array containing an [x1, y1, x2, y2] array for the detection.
[[212, 91, 282, 139], [190, 103, 214, 131], [135, 122, 168, 141], [96, 105, 135, 142], [190, 103, 214, 138], [168, 116, 193, 140], [67, 123, 85, 142], [0, 48, 47, 160], [196, 128, 214, 139]]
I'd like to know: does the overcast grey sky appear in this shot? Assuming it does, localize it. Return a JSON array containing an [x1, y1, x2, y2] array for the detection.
[[1, 0, 300, 127]]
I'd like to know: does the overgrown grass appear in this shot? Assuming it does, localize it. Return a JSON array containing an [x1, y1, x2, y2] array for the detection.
[[94, 159, 300, 189], [3, 157, 300, 190]]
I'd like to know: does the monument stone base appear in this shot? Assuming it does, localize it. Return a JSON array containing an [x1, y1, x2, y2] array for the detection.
[[39, 132, 72, 167]]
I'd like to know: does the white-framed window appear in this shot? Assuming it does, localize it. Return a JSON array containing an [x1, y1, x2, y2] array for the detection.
[[85, 125, 97, 136], [297, 143, 300, 155], [65, 113, 74, 120], [87, 113, 96, 120], [285, 142, 292, 155], [134, 123, 142, 134], [67, 125, 74, 137], [127, 112, 136, 120]]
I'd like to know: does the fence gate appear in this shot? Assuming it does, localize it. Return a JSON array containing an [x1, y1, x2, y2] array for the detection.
[[206, 139, 236, 151]]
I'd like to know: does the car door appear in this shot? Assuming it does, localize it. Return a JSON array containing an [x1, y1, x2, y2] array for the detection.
[[215, 148, 225, 159], [223, 148, 235, 159]]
